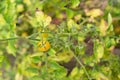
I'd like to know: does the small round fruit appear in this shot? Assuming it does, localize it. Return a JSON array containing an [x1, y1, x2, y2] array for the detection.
[[38, 40, 50, 52]]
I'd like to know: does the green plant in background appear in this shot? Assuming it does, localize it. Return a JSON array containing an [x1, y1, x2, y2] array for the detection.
[[0, 0, 120, 80]]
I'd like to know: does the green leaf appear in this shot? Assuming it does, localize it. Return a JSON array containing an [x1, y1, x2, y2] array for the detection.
[[0, 71, 2, 76], [0, 56, 4, 63], [30, 76, 43, 80], [107, 24, 114, 32], [26, 67, 39, 74], [49, 61, 61, 70], [66, 9, 74, 19], [94, 40, 104, 62], [48, 48, 56, 56], [108, 13, 112, 26], [7, 32, 16, 56], [55, 68, 67, 78], [96, 45, 104, 59], [67, 19, 79, 31], [49, 61, 67, 78], [0, 14, 7, 27], [53, 50, 73, 62], [30, 56, 42, 63], [105, 37, 116, 48], [4, 0, 16, 23], [70, 67, 79, 77], [7, 40, 16, 56], [71, 0, 80, 8]]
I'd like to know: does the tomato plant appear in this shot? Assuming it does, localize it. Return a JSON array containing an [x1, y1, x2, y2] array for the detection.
[[0, 0, 120, 80]]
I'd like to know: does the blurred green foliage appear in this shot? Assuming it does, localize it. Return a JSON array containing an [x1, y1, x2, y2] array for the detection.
[[0, 0, 120, 80]]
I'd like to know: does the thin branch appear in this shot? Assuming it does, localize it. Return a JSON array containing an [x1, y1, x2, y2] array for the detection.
[[69, 49, 92, 80], [0, 37, 19, 41], [28, 38, 41, 41]]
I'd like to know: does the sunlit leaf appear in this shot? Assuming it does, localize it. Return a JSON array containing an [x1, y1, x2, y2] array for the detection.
[[0, 14, 7, 27], [99, 19, 108, 36], [16, 4, 24, 12], [86, 9, 103, 18], [44, 15, 52, 27], [70, 67, 79, 77], [15, 73, 23, 80], [71, 0, 80, 8], [7, 32, 16, 56], [35, 10, 52, 27], [4, 0, 16, 23], [51, 50, 73, 62], [66, 9, 74, 19], [67, 19, 79, 31], [48, 48, 56, 56], [35, 10, 44, 22], [108, 13, 112, 26], [92, 72, 108, 80], [23, 0, 31, 5], [94, 40, 104, 62]]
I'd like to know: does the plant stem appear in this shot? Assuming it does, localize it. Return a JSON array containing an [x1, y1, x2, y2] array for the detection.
[[27, 38, 40, 41], [0, 37, 41, 42], [69, 49, 92, 80], [45, 52, 48, 80], [0, 37, 19, 41]]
